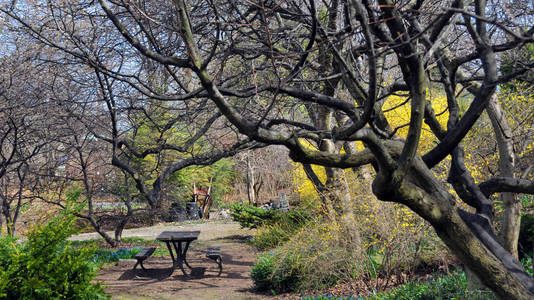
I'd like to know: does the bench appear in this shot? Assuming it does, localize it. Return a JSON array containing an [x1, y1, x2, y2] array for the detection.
[[206, 247, 223, 276], [133, 247, 156, 270]]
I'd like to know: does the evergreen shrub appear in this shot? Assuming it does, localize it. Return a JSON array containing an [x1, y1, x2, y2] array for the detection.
[[0, 193, 108, 299], [250, 252, 300, 292]]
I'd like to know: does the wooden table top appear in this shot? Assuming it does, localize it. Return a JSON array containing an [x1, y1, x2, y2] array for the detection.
[[156, 230, 200, 241]]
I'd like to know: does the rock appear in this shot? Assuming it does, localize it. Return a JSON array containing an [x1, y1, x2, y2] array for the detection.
[[220, 209, 230, 220]]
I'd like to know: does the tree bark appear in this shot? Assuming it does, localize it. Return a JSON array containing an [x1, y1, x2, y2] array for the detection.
[[115, 172, 135, 243], [486, 94, 520, 259], [371, 154, 534, 300], [246, 151, 256, 205], [87, 216, 117, 247]]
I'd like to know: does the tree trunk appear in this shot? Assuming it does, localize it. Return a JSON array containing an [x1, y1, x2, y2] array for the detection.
[[1, 197, 14, 236], [437, 211, 534, 300], [372, 165, 534, 299], [87, 216, 117, 247], [487, 94, 520, 259], [114, 212, 134, 243], [114, 217, 127, 243], [337, 113, 374, 187], [246, 151, 256, 205], [114, 173, 134, 243], [316, 108, 356, 237]]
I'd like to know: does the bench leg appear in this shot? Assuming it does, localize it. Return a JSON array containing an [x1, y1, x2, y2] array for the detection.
[[133, 259, 147, 270], [132, 259, 146, 271], [208, 256, 222, 276], [216, 257, 222, 276]]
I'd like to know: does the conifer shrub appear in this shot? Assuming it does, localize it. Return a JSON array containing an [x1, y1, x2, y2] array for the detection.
[[0, 192, 108, 299], [231, 202, 310, 227], [229, 202, 278, 228]]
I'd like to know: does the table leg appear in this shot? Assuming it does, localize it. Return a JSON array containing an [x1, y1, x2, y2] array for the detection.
[[183, 241, 193, 269], [165, 242, 176, 264], [172, 241, 189, 276], [165, 242, 177, 275]]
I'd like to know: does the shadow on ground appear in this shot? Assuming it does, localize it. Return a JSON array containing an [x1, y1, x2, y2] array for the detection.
[[97, 239, 265, 300]]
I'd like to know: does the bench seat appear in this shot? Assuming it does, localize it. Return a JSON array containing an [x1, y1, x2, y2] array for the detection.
[[206, 247, 222, 276], [133, 247, 156, 270]]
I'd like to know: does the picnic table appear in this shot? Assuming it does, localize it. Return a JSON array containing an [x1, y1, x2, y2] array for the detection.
[[156, 230, 200, 276]]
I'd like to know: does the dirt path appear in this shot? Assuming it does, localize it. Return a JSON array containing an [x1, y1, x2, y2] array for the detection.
[[76, 221, 269, 300]]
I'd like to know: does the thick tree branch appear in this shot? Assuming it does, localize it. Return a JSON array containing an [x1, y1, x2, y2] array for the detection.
[[479, 177, 534, 198]]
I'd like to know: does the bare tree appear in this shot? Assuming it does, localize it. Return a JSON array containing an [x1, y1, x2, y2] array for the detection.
[[0, 0, 258, 237], [234, 146, 292, 205], [0, 42, 57, 235], [2, 0, 534, 298], [171, 1, 534, 297]]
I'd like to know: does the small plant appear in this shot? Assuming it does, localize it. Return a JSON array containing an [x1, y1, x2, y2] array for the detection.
[[250, 252, 277, 290], [93, 247, 142, 264], [366, 271, 496, 300], [303, 295, 359, 300], [250, 252, 300, 292], [0, 191, 108, 299], [520, 195, 534, 210], [521, 256, 534, 277]]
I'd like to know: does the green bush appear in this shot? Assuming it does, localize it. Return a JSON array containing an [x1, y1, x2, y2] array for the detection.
[[303, 295, 358, 300], [521, 256, 534, 277], [251, 209, 311, 250], [367, 271, 496, 300], [300, 271, 496, 300], [230, 202, 312, 229], [250, 252, 300, 292], [0, 197, 108, 299], [250, 252, 277, 290], [229, 202, 277, 228], [252, 222, 295, 250], [0, 235, 16, 269]]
